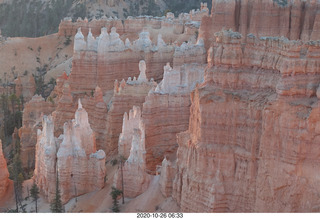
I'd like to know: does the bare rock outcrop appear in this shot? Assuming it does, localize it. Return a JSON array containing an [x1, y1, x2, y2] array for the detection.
[[173, 38, 207, 69], [49, 72, 69, 102], [51, 80, 109, 151], [118, 106, 143, 159], [34, 100, 106, 203], [58, 4, 206, 43], [19, 95, 55, 170], [52, 83, 75, 137], [114, 113, 151, 198], [105, 61, 156, 155], [170, 29, 320, 212], [200, 0, 320, 50], [34, 115, 57, 201], [0, 140, 9, 199], [69, 27, 174, 94], [81, 86, 108, 151], [117, 58, 205, 174], [159, 157, 176, 198], [143, 61, 205, 173]]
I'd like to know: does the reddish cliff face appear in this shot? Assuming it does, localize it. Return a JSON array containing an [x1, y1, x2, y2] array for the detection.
[[69, 27, 175, 94], [51, 82, 109, 151], [169, 29, 320, 212], [0, 140, 9, 199], [49, 72, 69, 102], [19, 95, 55, 170], [81, 86, 108, 151], [52, 82, 75, 137], [34, 101, 106, 204], [200, 0, 320, 50], [58, 7, 206, 43], [106, 67, 156, 156], [119, 61, 206, 173], [159, 157, 176, 198], [141, 41, 206, 173], [5, 0, 320, 212], [114, 111, 152, 198]]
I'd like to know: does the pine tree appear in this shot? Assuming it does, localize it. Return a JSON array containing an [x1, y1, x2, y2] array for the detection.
[[110, 187, 122, 213], [9, 149, 24, 212], [50, 173, 63, 213], [30, 182, 39, 213]]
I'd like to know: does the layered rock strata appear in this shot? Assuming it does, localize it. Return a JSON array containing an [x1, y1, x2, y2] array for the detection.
[[51, 79, 109, 151], [34, 100, 106, 203], [200, 0, 320, 50], [19, 95, 55, 170], [114, 116, 151, 198], [159, 157, 176, 198], [81, 86, 108, 151], [105, 61, 156, 155], [118, 106, 143, 159], [170, 29, 320, 212], [143, 61, 206, 173], [69, 27, 174, 94], [34, 115, 57, 202], [49, 72, 69, 102], [58, 3, 208, 41], [52, 83, 75, 136], [173, 38, 207, 68], [119, 48, 206, 173], [0, 140, 9, 199]]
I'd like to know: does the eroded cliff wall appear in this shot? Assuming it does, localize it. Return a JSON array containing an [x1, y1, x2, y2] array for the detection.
[[34, 101, 106, 204], [200, 0, 320, 50], [19, 95, 55, 171], [170, 28, 320, 212]]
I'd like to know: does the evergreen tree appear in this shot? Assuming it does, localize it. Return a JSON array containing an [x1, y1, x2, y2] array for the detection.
[[8, 150, 24, 212], [110, 187, 122, 213], [50, 173, 63, 213], [9, 93, 18, 114], [30, 182, 40, 213]]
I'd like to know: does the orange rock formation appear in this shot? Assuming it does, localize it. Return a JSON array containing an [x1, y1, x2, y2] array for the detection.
[[19, 95, 55, 170], [169, 28, 320, 212], [58, 6, 208, 42], [114, 109, 152, 198], [69, 27, 174, 94], [200, 0, 320, 50], [34, 100, 106, 204], [5, 0, 320, 213], [142, 44, 206, 172], [105, 61, 156, 155], [0, 140, 9, 199]]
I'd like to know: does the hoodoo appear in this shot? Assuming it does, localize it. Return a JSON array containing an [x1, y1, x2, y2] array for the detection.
[[2, 0, 320, 213], [34, 100, 106, 203]]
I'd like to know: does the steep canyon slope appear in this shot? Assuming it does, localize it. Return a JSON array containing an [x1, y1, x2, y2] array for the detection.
[[2, 0, 320, 213], [168, 3, 320, 210]]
